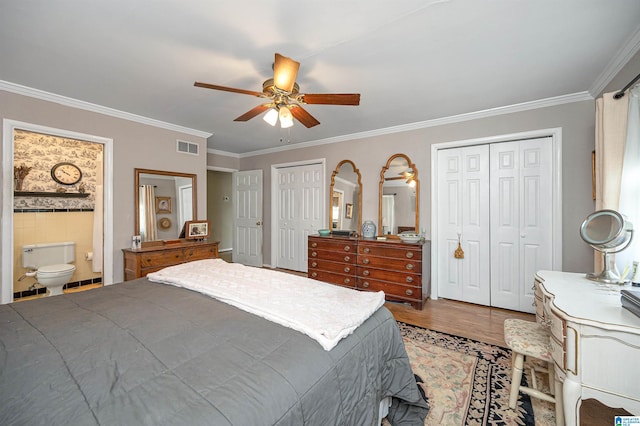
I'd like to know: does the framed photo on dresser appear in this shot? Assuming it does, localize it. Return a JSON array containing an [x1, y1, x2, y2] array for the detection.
[[185, 220, 210, 239]]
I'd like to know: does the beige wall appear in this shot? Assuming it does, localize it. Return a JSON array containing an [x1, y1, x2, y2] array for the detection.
[[236, 99, 596, 274], [1, 90, 208, 284]]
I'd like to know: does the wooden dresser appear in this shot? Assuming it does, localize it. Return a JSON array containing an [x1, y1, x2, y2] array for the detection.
[[122, 240, 219, 281], [308, 236, 425, 309]]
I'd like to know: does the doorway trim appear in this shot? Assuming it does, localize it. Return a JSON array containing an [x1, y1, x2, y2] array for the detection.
[[429, 127, 563, 300], [270, 158, 326, 269], [2, 119, 114, 304]]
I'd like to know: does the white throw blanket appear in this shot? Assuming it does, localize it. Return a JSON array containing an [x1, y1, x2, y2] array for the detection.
[[146, 259, 385, 350]]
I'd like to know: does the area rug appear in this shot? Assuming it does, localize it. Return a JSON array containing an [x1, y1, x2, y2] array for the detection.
[[396, 322, 555, 426]]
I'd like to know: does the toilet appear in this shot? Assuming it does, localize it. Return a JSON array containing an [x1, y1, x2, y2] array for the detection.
[[22, 242, 76, 296]]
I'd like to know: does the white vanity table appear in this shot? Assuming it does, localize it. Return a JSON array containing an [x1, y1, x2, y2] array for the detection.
[[534, 270, 640, 425]]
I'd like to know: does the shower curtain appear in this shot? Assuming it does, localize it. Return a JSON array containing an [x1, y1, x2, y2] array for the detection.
[[140, 185, 158, 241]]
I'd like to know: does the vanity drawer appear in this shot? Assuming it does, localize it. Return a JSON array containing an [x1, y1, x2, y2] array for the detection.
[[356, 277, 422, 300], [308, 259, 355, 275], [140, 250, 184, 267], [308, 269, 355, 288], [550, 334, 565, 370]]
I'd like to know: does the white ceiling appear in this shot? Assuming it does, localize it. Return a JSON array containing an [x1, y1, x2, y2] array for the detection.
[[1, 1, 640, 154]]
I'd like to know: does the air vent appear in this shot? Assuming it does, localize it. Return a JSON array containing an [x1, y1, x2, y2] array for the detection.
[[177, 140, 199, 155]]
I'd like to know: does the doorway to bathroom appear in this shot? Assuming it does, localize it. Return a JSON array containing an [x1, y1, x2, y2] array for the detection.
[[2, 120, 114, 304]]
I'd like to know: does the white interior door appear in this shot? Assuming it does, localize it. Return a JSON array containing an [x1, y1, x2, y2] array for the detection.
[[276, 163, 324, 272], [490, 138, 553, 312], [436, 145, 491, 305], [232, 170, 263, 267]]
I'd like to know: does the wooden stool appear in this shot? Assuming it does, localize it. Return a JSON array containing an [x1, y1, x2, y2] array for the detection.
[[504, 318, 564, 426]]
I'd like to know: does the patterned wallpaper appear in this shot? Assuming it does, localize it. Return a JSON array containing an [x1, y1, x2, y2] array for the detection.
[[13, 129, 102, 210]]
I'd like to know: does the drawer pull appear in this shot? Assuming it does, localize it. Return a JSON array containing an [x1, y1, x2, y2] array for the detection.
[[405, 289, 414, 296], [362, 258, 370, 264], [344, 256, 351, 262], [362, 270, 370, 276], [311, 272, 317, 278], [344, 245, 351, 252], [362, 281, 370, 288], [344, 278, 351, 284], [311, 252, 318, 257], [311, 261, 318, 268], [406, 263, 415, 270], [363, 247, 370, 253], [311, 242, 317, 248], [344, 267, 351, 273], [406, 276, 414, 283], [405, 252, 414, 259]]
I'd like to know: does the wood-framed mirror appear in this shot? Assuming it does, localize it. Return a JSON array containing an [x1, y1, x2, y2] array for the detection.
[[378, 153, 419, 236], [329, 160, 362, 234], [134, 168, 197, 243]]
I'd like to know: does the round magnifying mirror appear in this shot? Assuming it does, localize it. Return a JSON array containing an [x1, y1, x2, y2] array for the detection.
[[580, 209, 633, 283]]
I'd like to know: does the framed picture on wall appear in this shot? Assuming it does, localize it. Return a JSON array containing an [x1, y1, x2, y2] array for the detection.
[[185, 220, 210, 240], [345, 203, 353, 219], [155, 196, 172, 214]]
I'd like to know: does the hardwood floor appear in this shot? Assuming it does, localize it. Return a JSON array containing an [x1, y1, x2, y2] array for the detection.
[[385, 297, 534, 347], [391, 297, 631, 426]]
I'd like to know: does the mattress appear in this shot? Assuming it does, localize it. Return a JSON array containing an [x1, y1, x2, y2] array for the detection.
[[0, 278, 428, 425]]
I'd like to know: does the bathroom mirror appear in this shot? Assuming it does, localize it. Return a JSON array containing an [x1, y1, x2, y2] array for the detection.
[[134, 168, 197, 243], [378, 153, 419, 236], [580, 209, 633, 283], [329, 160, 362, 233]]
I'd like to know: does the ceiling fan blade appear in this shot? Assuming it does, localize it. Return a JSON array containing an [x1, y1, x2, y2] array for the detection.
[[290, 105, 320, 128], [301, 93, 361, 105], [194, 82, 264, 97], [273, 53, 300, 93], [234, 104, 272, 122]]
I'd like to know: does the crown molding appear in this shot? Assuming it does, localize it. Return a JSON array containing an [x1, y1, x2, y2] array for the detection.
[[0, 80, 212, 139], [238, 91, 593, 158], [206, 148, 241, 158], [589, 24, 640, 97]]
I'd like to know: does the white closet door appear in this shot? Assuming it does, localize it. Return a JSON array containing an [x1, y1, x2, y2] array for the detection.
[[233, 170, 263, 267], [490, 138, 553, 312], [276, 163, 323, 272], [437, 145, 490, 305]]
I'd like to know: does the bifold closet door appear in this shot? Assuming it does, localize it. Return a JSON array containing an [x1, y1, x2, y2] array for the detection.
[[436, 145, 491, 305], [489, 138, 553, 312]]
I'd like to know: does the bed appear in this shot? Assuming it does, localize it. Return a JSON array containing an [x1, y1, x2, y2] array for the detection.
[[0, 260, 428, 425]]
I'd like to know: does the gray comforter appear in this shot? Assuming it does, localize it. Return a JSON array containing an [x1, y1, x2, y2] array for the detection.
[[0, 279, 427, 425]]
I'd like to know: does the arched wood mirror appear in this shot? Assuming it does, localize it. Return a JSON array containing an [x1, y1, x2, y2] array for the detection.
[[135, 168, 197, 243], [329, 160, 362, 234], [378, 153, 419, 236]]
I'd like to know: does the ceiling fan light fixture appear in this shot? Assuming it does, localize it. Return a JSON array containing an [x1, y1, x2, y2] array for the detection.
[[263, 108, 278, 126], [279, 105, 294, 128]]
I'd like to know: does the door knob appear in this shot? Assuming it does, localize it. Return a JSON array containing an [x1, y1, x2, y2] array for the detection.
[[256, 221, 262, 226]]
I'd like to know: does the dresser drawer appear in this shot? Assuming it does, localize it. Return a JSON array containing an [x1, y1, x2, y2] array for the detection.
[[357, 255, 421, 273], [356, 266, 419, 285], [185, 245, 217, 260], [308, 238, 355, 253], [308, 270, 356, 288], [358, 244, 421, 261], [140, 250, 184, 267], [550, 334, 565, 370], [308, 249, 356, 264], [309, 259, 355, 275], [356, 277, 421, 300]]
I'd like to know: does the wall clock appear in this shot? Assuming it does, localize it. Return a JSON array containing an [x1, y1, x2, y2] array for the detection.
[[51, 162, 82, 185]]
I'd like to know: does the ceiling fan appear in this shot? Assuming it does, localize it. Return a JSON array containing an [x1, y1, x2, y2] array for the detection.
[[194, 53, 360, 129]]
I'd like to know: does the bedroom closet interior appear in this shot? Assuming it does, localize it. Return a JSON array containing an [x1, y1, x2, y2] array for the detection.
[[436, 136, 555, 313]]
